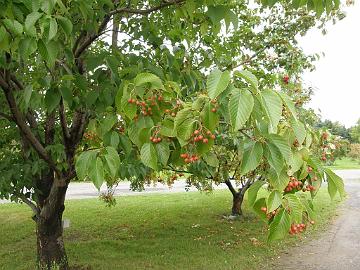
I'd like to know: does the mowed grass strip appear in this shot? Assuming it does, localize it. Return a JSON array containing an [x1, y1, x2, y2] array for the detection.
[[0, 189, 341, 270], [326, 157, 360, 170]]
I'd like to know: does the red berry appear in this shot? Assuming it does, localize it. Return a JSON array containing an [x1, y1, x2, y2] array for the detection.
[[180, 153, 188, 159], [206, 130, 212, 135], [210, 134, 216, 140], [184, 158, 191, 163], [261, 207, 267, 213], [171, 112, 176, 117], [203, 138, 208, 144], [194, 130, 200, 135], [198, 135, 203, 140], [211, 108, 217, 113], [165, 109, 170, 114]]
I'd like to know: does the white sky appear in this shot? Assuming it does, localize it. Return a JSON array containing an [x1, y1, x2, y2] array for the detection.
[[299, 2, 360, 128]]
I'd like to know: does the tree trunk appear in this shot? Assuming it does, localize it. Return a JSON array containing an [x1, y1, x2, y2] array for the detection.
[[36, 184, 69, 269], [231, 192, 244, 216]]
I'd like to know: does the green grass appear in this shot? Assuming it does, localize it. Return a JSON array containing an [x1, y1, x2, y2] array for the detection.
[[326, 157, 360, 170], [0, 189, 341, 270]]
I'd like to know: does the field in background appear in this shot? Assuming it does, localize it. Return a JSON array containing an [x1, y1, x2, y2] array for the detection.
[[327, 157, 360, 170], [0, 189, 341, 270]]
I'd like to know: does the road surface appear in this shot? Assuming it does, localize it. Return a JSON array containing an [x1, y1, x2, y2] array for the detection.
[[273, 169, 360, 270]]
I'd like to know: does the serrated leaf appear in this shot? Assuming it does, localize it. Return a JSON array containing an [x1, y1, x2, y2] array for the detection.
[[75, 150, 97, 181], [88, 157, 104, 190], [201, 102, 219, 132], [267, 190, 283, 213], [265, 142, 284, 176], [268, 168, 289, 191], [155, 142, 170, 166], [285, 194, 303, 223], [278, 92, 297, 120], [48, 17, 58, 41], [57, 16, 73, 37], [247, 180, 265, 207], [203, 152, 219, 167], [141, 143, 158, 170], [268, 208, 291, 242], [25, 12, 42, 36], [291, 120, 306, 145], [134, 73, 164, 89], [229, 88, 254, 131], [234, 70, 258, 91], [240, 141, 263, 175], [104, 146, 120, 178], [267, 134, 291, 163], [160, 119, 175, 137], [324, 168, 346, 199], [207, 69, 231, 99], [44, 88, 61, 112], [261, 90, 282, 133]]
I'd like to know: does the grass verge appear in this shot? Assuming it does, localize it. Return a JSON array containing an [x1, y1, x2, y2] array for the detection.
[[326, 157, 360, 170], [0, 188, 341, 270]]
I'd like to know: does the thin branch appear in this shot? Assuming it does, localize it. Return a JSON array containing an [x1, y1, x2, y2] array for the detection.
[[0, 111, 13, 121], [19, 194, 40, 217], [59, 98, 70, 140], [224, 179, 237, 196], [108, 0, 185, 16], [0, 75, 60, 175]]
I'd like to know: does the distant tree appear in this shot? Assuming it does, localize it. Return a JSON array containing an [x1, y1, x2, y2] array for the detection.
[[350, 119, 360, 143], [316, 119, 351, 140]]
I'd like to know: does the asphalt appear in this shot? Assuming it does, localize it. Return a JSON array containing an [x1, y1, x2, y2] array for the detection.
[[272, 169, 360, 270]]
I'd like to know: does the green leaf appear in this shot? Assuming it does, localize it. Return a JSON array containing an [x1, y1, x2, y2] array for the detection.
[[23, 85, 33, 109], [229, 88, 254, 131], [203, 152, 219, 167], [201, 102, 219, 132], [44, 88, 61, 112], [324, 168, 346, 199], [265, 142, 284, 176], [253, 197, 268, 222], [160, 119, 175, 137], [247, 180, 265, 207], [267, 190, 283, 213], [89, 157, 104, 190], [109, 131, 119, 148], [207, 69, 231, 99], [267, 134, 291, 163], [261, 90, 283, 133], [285, 194, 303, 223], [100, 114, 117, 135], [268, 168, 289, 191], [291, 120, 306, 145], [75, 150, 97, 181], [57, 16, 73, 37], [268, 208, 291, 242], [155, 142, 170, 166], [104, 147, 120, 178], [3, 19, 23, 36], [25, 12, 42, 36], [278, 92, 297, 120], [134, 73, 164, 89], [234, 70, 258, 92], [240, 141, 263, 175], [48, 17, 58, 41], [140, 143, 158, 170]]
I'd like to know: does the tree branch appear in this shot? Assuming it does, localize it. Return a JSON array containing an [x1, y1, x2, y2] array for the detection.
[[224, 179, 237, 196], [19, 194, 40, 217], [0, 75, 60, 175], [59, 98, 70, 140]]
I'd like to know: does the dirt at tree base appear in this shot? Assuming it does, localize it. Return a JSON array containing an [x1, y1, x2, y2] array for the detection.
[[273, 179, 360, 270]]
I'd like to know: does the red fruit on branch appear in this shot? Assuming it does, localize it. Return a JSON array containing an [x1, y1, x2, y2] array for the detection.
[[211, 108, 217, 113], [202, 138, 208, 144]]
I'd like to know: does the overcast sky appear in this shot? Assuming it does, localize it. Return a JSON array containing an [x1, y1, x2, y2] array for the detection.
[[299, 2, 359, 128]]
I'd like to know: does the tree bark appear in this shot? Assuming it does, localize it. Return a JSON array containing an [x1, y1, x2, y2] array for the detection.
[[36, 184, 69, 269], [231, 192, 244, 216]]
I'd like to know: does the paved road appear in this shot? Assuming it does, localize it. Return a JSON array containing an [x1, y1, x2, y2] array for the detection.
[[274, 169, 360, 270], [1, 170, 359, 203]]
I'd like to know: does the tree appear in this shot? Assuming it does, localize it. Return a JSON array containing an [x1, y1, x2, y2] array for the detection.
[[350, 119, 360, 143], [0, 0, 344, 269]]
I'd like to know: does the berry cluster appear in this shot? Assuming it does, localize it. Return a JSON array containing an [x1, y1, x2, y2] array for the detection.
[[150, 136, 162, 144], [84, 131, 97, 141], [191, 129, 216, 144], [180, 153, 200, 164], [304, 184, 316, 192], [289, 223, 306, 235], [283, 75, 290, 84], [260, 207, 279, 219], [164, 99, 183, 117], [284, 176, 303, 192], [210, 99, 218, 113]]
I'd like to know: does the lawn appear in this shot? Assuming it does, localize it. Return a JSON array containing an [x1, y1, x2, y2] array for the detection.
[[0, 189, 341, 270], [326, 157, 360, 170]]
